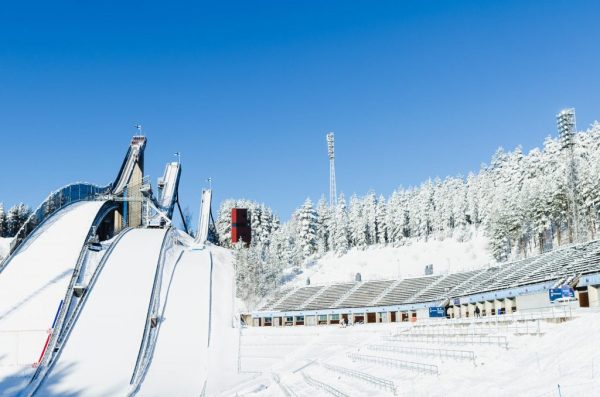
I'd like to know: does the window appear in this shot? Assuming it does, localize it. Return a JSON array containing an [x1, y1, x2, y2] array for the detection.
[[330, 314, 340, 320], [318, 315, 327, 321]]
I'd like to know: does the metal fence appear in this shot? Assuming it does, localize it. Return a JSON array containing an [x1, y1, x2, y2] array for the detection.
[[321, 362, 397, 394], [413, 305, 572, 329], [1, 182, 109, 265], [385, 333, 509, 349], [367, 344, 476, 363], [302, 372, 349, 397], [347, 353, 439, 375]]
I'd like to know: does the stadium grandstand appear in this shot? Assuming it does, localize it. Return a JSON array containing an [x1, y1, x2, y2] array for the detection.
[[249, 239, 600, 326]]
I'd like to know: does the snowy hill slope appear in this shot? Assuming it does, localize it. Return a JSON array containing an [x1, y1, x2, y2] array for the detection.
[[290, 231, 492, 286]]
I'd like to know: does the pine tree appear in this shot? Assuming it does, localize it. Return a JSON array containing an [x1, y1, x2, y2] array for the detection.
[[315, 197, 331, 254], [375, 194, 387, 244], [297, 198, 317, 257], [334, 193, 350, 254], [0, 203, 6, 238]]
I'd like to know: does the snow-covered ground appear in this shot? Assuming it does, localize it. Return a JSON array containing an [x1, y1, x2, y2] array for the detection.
[[0, 201, 105, 395], [230, 309, 600, 397], [0, 237, 13, 260], [293, 231, 491, 286]]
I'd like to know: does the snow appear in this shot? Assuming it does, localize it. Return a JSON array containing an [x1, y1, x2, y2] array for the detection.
[[229, 309, 600, 397], [0, 237, 12, 260], [36, 228, 167, 396], [0, 201, 105, 395], [137, 249, 212, 396], [294, 231, 491, 286]]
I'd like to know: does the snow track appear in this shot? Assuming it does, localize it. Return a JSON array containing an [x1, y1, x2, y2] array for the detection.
[[136, 249, 212, 396], [35, 228, 167, 397], [0, 201, 105, 395]]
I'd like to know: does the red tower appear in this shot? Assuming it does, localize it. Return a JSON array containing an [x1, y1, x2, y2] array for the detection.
[[231, 208, 251, 245]]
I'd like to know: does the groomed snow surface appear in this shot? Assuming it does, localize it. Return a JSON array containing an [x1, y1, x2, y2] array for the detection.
[[0, 201, 105, 395], [0, 237, 13, 260], [294, 230, 491, 286], [234, 310, 600, 397]]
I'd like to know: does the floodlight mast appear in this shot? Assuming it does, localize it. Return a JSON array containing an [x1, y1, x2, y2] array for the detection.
[[556, 108, 579, 243], [327, 132, 337, 208]]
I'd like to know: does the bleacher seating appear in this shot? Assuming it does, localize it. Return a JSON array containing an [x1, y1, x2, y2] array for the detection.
[[273, 286, 324, 311], [303, 283, 356, 310], [256, 239, 600, 314], [259, 287, 295, 311], [408, 270, 480, 303], [335, 280, 395, 308], [375, 276, 441, 306]]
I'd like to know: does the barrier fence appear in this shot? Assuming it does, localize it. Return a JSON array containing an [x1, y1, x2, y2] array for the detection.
[[321, 362, 397, 394], [302, 372, 349, 397], [347, 353, 439, 375], [367, 344, 476, 363], [385, 334, 509, 349], [0, 329, 49, 368]]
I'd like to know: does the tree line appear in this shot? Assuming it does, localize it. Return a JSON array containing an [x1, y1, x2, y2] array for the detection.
[[0, 203, 32, 238], [220, 122, 600, 305]]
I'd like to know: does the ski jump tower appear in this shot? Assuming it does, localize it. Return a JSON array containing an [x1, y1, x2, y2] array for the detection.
[[327, 132, 337, 207], [112, 135, 147, 229]]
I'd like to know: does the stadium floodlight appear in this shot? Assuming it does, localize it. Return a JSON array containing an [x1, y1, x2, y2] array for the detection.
[[556, 108, 579, 242], [556, 108, 576, 149], [327, 132, 337, 207]]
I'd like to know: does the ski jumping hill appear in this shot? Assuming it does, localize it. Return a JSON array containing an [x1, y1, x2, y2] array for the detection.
[[0, 136, 239, 396]]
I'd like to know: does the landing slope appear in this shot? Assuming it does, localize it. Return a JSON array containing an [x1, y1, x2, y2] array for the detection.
[[36, 228, 167, 397], [137, 249, 212, 396], [0, 201, 105, 394]]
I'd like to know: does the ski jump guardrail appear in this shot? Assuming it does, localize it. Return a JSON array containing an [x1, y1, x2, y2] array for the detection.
[[321, 362, 397, 394], [348, 353, 439, 375], [367, 344, 476, 363], [0, 183, 109, 268]]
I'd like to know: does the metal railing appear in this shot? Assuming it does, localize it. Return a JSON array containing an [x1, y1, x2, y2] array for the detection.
[[384, 333, 509, 349], [129, 228, 174, 390], [347, 353, 439, 375], [367, 344, 476, 363], [1, 182, 109, 269], [414, 305, 572, 328], [302, 372, 349, 397], [321, 362, 397, 394]]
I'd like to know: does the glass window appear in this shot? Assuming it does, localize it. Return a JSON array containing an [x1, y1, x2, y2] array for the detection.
[[330, 314, 340, 320], [318, 315, 327, 321]]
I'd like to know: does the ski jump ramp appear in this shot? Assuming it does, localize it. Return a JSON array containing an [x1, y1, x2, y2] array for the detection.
[[0, 201, 106, 395], [136, 249, 212, 396], [35, 228, 167, 396]]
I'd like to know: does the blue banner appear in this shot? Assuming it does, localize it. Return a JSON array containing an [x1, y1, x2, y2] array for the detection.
[[429, 306, 446, 318], [549, 286, 575, 302], [549, 288, 563, 302]]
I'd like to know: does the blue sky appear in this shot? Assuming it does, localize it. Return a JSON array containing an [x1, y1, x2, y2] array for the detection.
[[1, 0, 599, 224]]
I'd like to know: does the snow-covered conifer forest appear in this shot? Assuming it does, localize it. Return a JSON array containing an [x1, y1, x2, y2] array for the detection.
[[217, 122, 600, 306]]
